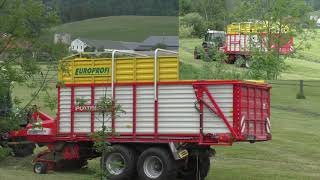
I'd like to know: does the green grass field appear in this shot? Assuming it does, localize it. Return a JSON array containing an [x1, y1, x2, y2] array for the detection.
[[207, 80, 320, 180], [2, 80, 320, 180], [179, 30, 320, 80], [52, 16, 178, 42]]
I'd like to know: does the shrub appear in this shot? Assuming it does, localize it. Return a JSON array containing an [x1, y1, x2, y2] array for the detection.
[[246, 50, 288, 80], [199, 46, 225, 62], [180, 13, 206, 38], [0, 146, 11, 160], [179, 25, 194, 38]]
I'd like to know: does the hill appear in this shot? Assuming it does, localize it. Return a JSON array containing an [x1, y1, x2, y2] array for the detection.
[[52, 16, 178, 42]]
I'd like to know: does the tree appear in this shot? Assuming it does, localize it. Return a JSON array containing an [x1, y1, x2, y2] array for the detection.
[[179, 0, 230, 39], [90, 91, 124, 179], [180, 13, 206, 38], [179, 0, 193, 16], [43, 0, 179, 23], [234, 0, 315, 79], [0, 0, 65, 139]]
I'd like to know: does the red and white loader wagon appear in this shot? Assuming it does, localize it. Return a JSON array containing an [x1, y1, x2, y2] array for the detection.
[[14, 49, 272, 180]]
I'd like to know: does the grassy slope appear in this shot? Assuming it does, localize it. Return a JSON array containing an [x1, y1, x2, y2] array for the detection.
[[208, 80, 320, 180], [179, 30, 320, 80], [52, 16, 178, 42], [2, 81, 320, 180]]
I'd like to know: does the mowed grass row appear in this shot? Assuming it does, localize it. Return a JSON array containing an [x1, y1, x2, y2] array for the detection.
[[52, 16, 178, 42], [179, 29, 320, 80]]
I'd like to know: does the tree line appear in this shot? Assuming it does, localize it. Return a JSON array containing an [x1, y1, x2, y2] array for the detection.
[[180, 0, 318, 38], [43, 0, 179, 23]]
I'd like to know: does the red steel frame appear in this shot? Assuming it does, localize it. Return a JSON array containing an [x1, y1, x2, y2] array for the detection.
[[224, 33, 294, 55], [54, 80, 271, 146]]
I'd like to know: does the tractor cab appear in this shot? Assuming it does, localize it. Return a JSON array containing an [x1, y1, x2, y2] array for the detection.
[[194, 30, 225, 59], [203, 30, 225, 48]]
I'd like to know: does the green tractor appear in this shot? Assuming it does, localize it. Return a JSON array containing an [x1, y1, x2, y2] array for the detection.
[[194, 29, 225, 59]]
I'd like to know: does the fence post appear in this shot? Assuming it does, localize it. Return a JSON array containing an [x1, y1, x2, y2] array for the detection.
[[296, 80, 306, 99]]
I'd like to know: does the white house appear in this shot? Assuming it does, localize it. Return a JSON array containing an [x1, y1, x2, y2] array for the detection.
[[70, 38, 136, 53], [317, 18, 320, 27], [70, 38, 88, 52]]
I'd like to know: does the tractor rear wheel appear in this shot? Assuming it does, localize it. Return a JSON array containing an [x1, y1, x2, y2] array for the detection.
[[225, 54, 236, 64], [194, 48, 201, 59]]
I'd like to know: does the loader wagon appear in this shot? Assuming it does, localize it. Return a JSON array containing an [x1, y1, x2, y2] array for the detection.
[[194, 22, 294, 67], [16, 50, 272, 180], [224, 22, 293, 65]]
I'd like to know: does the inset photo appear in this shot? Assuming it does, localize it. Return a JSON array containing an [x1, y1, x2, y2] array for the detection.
[[179, 0, 320, 80]]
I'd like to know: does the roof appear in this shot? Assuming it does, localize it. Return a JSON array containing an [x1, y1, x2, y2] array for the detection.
[[73, 36, 179, 51], [78, 38, 132, 50], [135, 36, 178, 51], [141, 36, 178, 46], [121, 42, 141, 50]]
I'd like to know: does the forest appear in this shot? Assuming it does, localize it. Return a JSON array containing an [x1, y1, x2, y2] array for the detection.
[[180, 0, 320, 37], [43, 0, 179, 23]]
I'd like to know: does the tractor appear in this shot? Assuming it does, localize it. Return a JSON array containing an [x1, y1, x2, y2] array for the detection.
[[194, 30, 225, 59]]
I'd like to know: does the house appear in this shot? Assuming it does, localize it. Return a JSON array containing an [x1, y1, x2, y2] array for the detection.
[[317, 18, 320, 27], [134, 36, 179, 51], [54, 33, 71, 45], [70, 38, 133, 53]]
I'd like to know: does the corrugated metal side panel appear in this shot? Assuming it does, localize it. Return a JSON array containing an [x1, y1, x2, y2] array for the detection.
[[58, 83, 236, 135], [158, 57, 179, 82], [136, 86, 154, 133], [157, 84, 234, 134], [203, 85, 233, 134], [226, 34, 268, 53], [94, 87, 112, 132], [158, 85, 199, 134], [59, 88, 71, 133], [58, 56, 179, 84], [74, 87, 91, 133], [114, 86, 133, 133]]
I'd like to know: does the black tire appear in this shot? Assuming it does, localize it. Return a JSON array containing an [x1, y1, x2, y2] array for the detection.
[[194, 48, 201, 59], [225, 54, 236, 64], [12, 143, 36, 157], [101, 145, 136, 180], [178, 156, 211, 180], [137, 147, 177, 180], [33, 162, 48, 174]]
